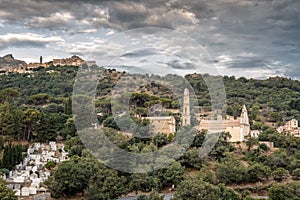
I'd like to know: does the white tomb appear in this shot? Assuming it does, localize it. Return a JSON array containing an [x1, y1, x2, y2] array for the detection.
[[13, 176, 25, 183], [21, 187, 30, 196], [29, 187, 37, 195], [32, 166, 38, 173], [31, 182, 40, 189], [49, 141, 57, 151], [31, 178, 41, 187]]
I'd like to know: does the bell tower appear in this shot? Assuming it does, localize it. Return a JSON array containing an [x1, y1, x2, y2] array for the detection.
[[240, 105, 250, 141], [182, 88, 191, 126]]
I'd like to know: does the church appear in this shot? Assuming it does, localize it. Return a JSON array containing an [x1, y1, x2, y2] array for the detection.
[[144, 88, 251, 142], [182, 88, 250, 142]]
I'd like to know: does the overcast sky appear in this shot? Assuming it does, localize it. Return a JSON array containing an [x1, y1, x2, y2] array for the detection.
[[0, 0, 299, 79]]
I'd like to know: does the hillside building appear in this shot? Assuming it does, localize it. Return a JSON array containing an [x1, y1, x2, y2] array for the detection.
[[250, 130, 262, 138], [146, 116, 176, 134], [277, 119, 300, 137], [181, 87, 250, 142], [197, 105, 250, 142], [146, 88, 251, 142]]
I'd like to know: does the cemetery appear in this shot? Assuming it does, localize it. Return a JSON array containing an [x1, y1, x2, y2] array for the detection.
[[1, 142, 68, 198]]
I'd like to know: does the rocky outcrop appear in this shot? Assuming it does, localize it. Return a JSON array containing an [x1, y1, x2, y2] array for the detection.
[[0, 54, 28, 70], [3, 54, 14, 61]]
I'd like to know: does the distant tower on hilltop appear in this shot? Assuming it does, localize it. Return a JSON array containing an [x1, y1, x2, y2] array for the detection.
[[182, 88, 191, 126], [40, 56, 43, 64]]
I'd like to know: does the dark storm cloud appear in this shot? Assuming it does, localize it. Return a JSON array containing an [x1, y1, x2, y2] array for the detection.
[[0, 0, 209, 30], [163, 60, 195, 70], [0, 33, 63, 50], [120, 49, 156, 58], [224, 57, 272, 69], [86, 0, 205, 29], [0, 0, 299, 34], [24, 13, 75, 30], [0, 0, 70, 22], [107, 1, 149, 29], [0, 0, 300, 79], [283, 65, 300, 80], [166, 0, 213, 19], [0, 0, 109, 30], [0, 40, 44, 50]]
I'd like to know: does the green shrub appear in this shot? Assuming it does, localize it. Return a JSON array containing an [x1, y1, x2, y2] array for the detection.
[[272, 168, 289, 181], [269, 183, 300, 200], [44, 161, 56, 170], [292, 168, 300, 180]]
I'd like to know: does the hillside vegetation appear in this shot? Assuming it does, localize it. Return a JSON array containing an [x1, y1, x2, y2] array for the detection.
[[0, 66, 299, 199]]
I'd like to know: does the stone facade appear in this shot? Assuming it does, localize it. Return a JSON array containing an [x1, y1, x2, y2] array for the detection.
[[146, 116, 176, 134], [180, 87, 250, 142], [27, 63, 50, 70], [197, 106, 251, 142]]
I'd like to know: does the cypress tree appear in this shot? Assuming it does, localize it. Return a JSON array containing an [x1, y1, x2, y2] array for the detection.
[[64, 97, 72, 115]]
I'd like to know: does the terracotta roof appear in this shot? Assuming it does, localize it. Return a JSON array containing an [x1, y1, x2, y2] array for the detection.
[[199, 120, 240, 130]]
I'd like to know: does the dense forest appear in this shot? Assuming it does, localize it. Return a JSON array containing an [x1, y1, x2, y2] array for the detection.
[[0, 65, 300, 199]]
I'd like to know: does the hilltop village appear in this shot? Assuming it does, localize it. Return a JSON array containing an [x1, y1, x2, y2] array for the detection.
[[0, 54, 95, 74]]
